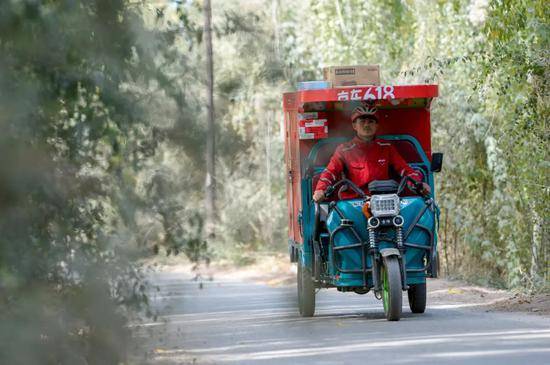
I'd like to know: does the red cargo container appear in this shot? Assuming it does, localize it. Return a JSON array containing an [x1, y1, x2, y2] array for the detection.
[[283, 84, 439, 247]]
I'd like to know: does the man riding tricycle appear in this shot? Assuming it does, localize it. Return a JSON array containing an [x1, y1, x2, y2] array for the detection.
[[282, 84, 443, 321]]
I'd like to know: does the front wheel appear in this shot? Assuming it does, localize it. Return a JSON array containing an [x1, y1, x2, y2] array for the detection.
[[381, 256, 402, 321], [407, 283, 427, 313], [297, 262, 315, 317]]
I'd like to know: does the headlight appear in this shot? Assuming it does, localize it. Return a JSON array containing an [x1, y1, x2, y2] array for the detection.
[[370, 194, 400, 217]]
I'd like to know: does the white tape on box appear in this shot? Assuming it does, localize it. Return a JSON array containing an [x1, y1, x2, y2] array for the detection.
[[304, 119, 328, 127], [298, 112, 319, 120]]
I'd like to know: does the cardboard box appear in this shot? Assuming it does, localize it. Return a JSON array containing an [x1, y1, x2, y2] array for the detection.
[[297, 81, 331, 90], [298, 113, 329, 139], [323, 65, 380, 86]]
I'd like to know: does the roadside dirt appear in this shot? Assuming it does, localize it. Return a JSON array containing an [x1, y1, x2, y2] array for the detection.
[[486, 292, 550, 315], [149, 253, 550, 316]]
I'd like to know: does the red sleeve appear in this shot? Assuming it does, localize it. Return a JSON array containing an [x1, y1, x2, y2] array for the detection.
[[388, 145, 422, 182], [314, 145, 345, 192]]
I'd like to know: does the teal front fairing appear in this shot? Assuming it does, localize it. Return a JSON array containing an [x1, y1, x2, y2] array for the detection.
[[325, 197, 435, 287]]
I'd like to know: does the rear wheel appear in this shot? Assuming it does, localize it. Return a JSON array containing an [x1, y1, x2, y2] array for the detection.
[[381, 257, 402, 321], [407, 283, 427, 313], [297, 261, 315, 317]]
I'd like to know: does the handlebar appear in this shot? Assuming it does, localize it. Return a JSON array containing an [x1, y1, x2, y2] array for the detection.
[[316, 176, 428, 205], [397, 175, 429, 197], [324, 178, 367, 200]]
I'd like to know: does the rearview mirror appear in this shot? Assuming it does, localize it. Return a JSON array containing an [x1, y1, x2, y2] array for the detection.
[[431, 153, 443, 172]]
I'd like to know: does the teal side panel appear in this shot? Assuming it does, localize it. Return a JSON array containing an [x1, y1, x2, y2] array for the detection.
[[397, 198, 433, 284], [326, 199, 370, 286]]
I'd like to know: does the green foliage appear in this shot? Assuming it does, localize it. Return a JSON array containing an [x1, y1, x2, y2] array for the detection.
[[205, 1, 288, 255], [0, 0, 208, 363], [0, 0, 292, 361]]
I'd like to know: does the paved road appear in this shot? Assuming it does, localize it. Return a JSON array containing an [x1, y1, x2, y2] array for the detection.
[[136, 271, 550, 365]]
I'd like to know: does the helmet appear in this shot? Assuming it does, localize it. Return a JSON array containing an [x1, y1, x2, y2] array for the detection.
[[351, 105, 378, 123]]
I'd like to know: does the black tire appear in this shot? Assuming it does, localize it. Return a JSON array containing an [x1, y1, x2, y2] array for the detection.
[[297, 262, 315, 317], [407, 283, 427, 313], [381, 256, 402, 321]]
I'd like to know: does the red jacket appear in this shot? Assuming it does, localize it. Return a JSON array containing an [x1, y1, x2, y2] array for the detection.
[[315, 137, 422, 198]]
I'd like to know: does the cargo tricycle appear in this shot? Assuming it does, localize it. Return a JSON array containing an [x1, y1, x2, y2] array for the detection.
[[282, 84, 443, 321]]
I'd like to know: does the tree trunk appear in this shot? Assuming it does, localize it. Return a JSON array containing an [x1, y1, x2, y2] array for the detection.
[[443, 208, 449, 276], [530, 208, 542, 286], [203, 0, 216, 238]]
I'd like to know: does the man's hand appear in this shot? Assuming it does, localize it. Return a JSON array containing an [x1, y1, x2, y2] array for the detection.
[[313, 190, 326, 202], [419, 182, 431, 196]]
